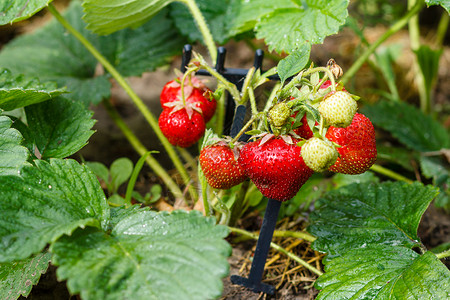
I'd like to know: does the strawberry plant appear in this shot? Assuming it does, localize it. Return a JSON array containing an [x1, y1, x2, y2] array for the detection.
[[1, 0, 449, 299]]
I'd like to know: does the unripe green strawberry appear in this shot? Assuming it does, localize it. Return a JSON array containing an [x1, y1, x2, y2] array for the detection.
[[301, 137, 338, 172], [319, 91, 357, 128], [268, 102, 291, 128], [326, 113, 377, 174], [199, 142, 247, 189]]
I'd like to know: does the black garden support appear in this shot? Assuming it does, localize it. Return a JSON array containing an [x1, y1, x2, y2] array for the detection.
[[181, 44, 282, 295]]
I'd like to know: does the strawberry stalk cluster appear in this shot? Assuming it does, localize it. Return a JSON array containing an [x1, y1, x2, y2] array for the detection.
[[158, 55, 377, 203]]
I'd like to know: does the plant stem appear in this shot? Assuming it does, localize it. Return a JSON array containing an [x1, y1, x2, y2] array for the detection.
[[214, 87, 227, 135], [47, 4, 197, 201], [102, 99, 184, 200], [177, 147, 197, 171], [229, 227, 323, 276], [436, 12, 449, 47], [370, 164, 413, 184], [341, 0, 425, 85], [408, 0, 429, 113], [195, 53, 241, 101], [436, 249, 450, 260], [240, 67, 255, 105], [272, 230, 316, 242], [180, 0, 217, 62], [230, 114, 260, 144]]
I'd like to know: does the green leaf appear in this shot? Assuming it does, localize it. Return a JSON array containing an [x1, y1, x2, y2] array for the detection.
[[229, 0, 297, 36], [110, 157, 133, 193], [420, 156, 450, 210], [376, 145, 418, 171], [51, 209, 231, 300], [84, 161, 109, 183], [0, 69, 66, 111], [426, 0, 450, 13], [0, 3, 109, 105], [0, 116, 29, 176], [0, 3, 184, 105], [0, 0, 52, 24], [277, 44, 311, 83], [415, 45, 443, 97], [0, 159, 109, 262], [282, 174, 331, 216], [170, 0, 239, 44], [24, 97, 96, 159], [316, 245, 450, 299], [0, 252, 51, 300], [362, 101, 450, 152], [373, 44, 403, 101], [82, 0, 176, 35], [230, 0, 349, 53], [308, 181, 439, 258], [330, 172, 379, 189], [105, 10, 187, 77]]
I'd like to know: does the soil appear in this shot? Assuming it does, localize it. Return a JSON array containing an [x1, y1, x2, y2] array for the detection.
[[2, 1, 450, 299]]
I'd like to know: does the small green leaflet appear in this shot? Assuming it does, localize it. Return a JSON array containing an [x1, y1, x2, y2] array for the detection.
[[0, 252, 51, 300], [362, 100, 450, 152], [316, 245, 450, 299], [0, 69, 66, 111], [24, 97, 96, 159], [277, 44, 311, 83], [414, 45, 443, 97], [0, 0, 53, 24], [0, 116, 29, 176], [51, 208, 231, 300], [426, 0, 450, 13], [0, 159, 109, 262], [82, 0, 176, 35], [230, 0, 349, 54], [308, 181, 439, 258]]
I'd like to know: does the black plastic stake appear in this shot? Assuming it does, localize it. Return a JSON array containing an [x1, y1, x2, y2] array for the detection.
[[230, 199, 280, 294], [180, 45, 279, 294]]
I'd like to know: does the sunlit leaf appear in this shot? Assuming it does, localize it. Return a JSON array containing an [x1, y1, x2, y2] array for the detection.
[[230, 0, 349, 53], [316, 245, 450, 299], [0, 3, 184, 105], [308, 181, 439, 258], [0, 0, 53, 24], [52, 208, 231, 300], [0, 69, 66, 111], [0, 252, 51, 300], [82, 0, 176, 35], [277, 44, 311, 83], [0, 116, 29, 176], [426, 0, 450, 13], [25, 97, 96, 159], [0, 159, 109, 262]]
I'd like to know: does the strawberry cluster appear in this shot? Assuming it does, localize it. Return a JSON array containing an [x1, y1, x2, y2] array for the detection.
[[199, 79, 377, 202], [158, 76, 217, 148]]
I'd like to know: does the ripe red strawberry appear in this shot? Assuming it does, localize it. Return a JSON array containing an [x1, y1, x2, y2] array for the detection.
[[238, 137, 314, 201], [293, 113, 314, 139], [199, 142, 247, 189], [160, 77, 217, 122], [320, 80, 347, 91], [158, 108, 205, 148], [326, 113, 377, 174]]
